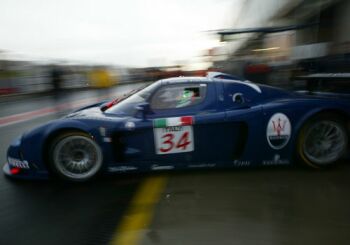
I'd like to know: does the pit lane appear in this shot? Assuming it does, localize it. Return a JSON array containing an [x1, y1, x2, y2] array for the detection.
[[1, 84, 350, 245]]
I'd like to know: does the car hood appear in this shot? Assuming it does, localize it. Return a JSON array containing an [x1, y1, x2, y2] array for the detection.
[[21, 106, 131, 146], [63, 107, 134, 127], [65, 107, 105, 119]]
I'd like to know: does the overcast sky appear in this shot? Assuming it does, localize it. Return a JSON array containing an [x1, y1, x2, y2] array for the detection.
[[0, 0, 240, 68]]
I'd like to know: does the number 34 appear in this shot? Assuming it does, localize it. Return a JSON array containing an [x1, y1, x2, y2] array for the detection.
[[160, 132, 191, 153]]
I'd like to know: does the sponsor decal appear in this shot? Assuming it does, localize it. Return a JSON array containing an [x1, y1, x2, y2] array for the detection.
[[125, 121, 135, 130], [151, 165, 175, 170], [233, 160, 250, 167], [103, 137, 112, 143], [263, 154, 289, 165], [99, 127, 106, 136], [266, 113, 291, 150], [153, 116, 194, 155], [108, 166, 137, 172], [8, 157, 30, 169], [188, 163, 216, 168]]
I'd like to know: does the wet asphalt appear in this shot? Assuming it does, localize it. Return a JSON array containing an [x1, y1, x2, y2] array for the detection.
[[1, 84, 350, 245], [143, 165, 350, 245]]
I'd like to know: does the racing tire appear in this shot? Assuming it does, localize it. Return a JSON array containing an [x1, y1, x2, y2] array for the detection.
[[49, 132, 103, 182], [297, 114, 348, 168]]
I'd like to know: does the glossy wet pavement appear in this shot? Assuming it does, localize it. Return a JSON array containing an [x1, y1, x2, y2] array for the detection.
[[143, 166, 350, 245], [1, 84, 350, 245]]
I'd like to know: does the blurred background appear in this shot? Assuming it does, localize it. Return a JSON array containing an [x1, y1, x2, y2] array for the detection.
[[1, 0, 350, 97], [212, 0, 350, 93], [0, 0, 230, 97]]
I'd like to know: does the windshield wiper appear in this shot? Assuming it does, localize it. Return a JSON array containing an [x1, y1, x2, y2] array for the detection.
[[100, 87, 145, 111]]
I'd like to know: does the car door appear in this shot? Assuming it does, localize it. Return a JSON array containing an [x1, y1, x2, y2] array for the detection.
[[121, 81, 228, 170], [221, 81, 264, 166]]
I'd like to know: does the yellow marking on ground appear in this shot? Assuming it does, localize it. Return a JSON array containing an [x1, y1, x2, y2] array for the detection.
[[110, 175, 168, 245]]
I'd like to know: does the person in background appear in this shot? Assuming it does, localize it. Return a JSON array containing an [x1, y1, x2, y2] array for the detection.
[[50, 65, 66, 114]]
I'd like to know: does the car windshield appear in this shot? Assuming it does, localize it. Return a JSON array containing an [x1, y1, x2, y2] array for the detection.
[[105, 81, 160, 116]]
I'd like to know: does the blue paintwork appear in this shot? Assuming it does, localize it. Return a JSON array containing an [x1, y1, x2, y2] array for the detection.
[[4, 74, 350, 179]]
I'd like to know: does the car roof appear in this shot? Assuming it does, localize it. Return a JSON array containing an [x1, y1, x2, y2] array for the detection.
[[160, 73, 262, 93], [161, 76, 210, 84]]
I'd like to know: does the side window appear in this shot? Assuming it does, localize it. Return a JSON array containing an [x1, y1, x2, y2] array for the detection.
[[151, 84, 207, 110]]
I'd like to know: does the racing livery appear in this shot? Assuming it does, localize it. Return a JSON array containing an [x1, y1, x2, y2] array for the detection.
[[3, 72, 350, 181]]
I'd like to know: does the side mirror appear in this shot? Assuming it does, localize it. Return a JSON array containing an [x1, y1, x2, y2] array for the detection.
[[100, 102, 109, 111], [232, 93, 245, 104], [100, 99, 118, 111], [135, 102, 150, 119]]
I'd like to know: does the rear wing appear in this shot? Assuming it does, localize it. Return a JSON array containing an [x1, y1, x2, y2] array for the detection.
[[294, 73, 350, 98], [295, 90, 350, 99]]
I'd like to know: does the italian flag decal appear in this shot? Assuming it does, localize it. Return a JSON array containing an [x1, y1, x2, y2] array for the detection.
[[154, 116, 194, 128]]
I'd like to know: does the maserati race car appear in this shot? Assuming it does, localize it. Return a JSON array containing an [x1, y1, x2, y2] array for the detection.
[[3, 72, 350, 181]]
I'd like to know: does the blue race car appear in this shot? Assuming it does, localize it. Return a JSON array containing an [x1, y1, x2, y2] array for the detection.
[[3, 72, 350, 181]]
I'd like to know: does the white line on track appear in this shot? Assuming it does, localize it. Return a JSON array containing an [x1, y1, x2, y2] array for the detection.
[[0, 95, 110, 128]]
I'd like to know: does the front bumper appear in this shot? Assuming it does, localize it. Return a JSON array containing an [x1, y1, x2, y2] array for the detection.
[[3, 162, 48, 180], [3, 163, 11, 175], [4, 136, 49, 180]]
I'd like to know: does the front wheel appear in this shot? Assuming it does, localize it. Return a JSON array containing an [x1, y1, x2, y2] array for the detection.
[[297, 115, 348, 168], [49, 132, 103, 181]]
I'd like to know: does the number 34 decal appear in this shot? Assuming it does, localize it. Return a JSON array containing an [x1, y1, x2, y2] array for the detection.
[[154, 126, 194, 154]]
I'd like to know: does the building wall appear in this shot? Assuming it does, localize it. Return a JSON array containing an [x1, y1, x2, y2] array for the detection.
[[229, 0, 298, 54], [333, 0, 350, 51]]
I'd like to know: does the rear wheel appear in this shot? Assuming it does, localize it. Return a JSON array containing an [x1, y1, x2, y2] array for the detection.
[[49, 132, 103, 181], [297, 114, 348, 168]]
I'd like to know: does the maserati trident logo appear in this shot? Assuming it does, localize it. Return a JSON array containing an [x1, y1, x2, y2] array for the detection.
[[272, 118, 287, 136], [266, 113, 291, 150]]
